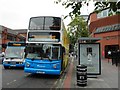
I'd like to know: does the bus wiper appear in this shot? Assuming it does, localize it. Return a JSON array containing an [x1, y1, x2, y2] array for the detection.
[[6, 56, 19, 59], [31, 56, 36, 61], [48, 56, 52, 62], [31, 58, 35, 61]]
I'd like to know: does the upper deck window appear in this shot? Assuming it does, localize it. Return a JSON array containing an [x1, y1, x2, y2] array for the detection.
[[29, 17, 61, 30]]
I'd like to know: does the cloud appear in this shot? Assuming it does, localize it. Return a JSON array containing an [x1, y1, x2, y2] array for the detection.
[[0, 0, 94, 29], [0, 0, 71, 29]]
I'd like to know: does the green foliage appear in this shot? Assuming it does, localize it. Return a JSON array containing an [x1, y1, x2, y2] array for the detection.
[[55, 0, 120, 18], [94, 2, 120, 15], [54, 0, 120, 45], [55, 0, 82, 18], [67, 15, 89, 45], [116, 11, 120, 15]]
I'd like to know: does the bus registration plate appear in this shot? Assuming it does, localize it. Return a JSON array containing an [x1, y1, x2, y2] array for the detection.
[[11, 61, 16, 65], [10, 65, 16, 67], [36, 71, 45, 74]]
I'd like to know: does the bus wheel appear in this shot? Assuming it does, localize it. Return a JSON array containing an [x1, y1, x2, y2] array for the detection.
[[4, 66, 9, 69], [56, 75, 60, 78]]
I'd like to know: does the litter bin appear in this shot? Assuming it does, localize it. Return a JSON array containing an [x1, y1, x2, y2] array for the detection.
[[76, 65, 87, 86]]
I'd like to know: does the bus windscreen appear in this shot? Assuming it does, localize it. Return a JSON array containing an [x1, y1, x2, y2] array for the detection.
[[25, 44, 61, 60]]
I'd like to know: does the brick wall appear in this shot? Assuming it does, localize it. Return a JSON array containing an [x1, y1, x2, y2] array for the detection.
[[89, 14, 120, 33], [1, 26, 26, 52], [89, 14, 120, 58], [89, 13, 97, 24]]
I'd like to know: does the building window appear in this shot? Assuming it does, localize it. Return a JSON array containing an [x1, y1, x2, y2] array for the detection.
[[97, 9, 108, 18], [7, 35, 16, 41], [97, 13, 102, 18], [103, 10, 108, 17], [19, 38, 24, 41]]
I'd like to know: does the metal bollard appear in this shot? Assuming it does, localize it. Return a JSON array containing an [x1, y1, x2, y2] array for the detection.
[[76, 65, 87, 86]]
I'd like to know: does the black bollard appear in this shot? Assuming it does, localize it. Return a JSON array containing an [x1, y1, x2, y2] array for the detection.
[[76, 65, 87, 87]]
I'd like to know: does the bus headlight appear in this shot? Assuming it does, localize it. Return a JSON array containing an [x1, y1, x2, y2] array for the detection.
[[53, 64, 60, 69], [53, 64, 57, 69], [19, 62, 23, 64], [26, 62, 30, 67]]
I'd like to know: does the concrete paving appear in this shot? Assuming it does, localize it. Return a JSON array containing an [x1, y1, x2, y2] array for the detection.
[[62, 56, 119, 89], [0, 65, 2, 90]]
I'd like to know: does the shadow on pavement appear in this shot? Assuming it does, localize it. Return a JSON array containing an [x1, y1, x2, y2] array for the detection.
[[26, 73, 60, 79]]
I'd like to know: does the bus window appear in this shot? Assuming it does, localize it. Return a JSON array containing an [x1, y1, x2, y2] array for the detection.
[[29, 17, 61, 30], [48, 17, 61, 30], [28, 32, 60, 42], [29, 17, 44, 30]]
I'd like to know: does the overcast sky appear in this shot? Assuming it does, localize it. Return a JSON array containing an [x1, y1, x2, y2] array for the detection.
[[0, 0, 95, 29]]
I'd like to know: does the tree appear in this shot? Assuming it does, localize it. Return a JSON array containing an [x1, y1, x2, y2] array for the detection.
[[67, 15, 89, 47], [55, 0, 120, 18], [94, 1, 120, 15]]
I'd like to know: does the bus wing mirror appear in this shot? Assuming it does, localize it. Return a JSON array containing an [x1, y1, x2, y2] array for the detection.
[[48, 56, 52, 61]]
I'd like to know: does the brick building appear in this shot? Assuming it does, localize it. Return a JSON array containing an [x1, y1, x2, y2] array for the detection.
[[88, 13, 120, 58], [0, 25, 27, 52], [13, 29, 27, 40]]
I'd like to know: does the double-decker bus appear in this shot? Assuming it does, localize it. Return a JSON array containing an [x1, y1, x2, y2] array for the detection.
[[3, 41, 26, 69], [24, 16, 69, 75]]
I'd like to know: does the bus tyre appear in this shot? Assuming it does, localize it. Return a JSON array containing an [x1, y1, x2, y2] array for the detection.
[[56, 75, 60, 78], [4, 66, 9, 69]]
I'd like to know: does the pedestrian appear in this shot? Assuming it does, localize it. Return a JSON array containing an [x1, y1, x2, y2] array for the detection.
[[117, 50, 120, 66], [2, 52, 5, 56], [107, 50, 111, 63], [113, 50, 117, 66], [111, 50, 116, 65], [115, 50, 120, 67]]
